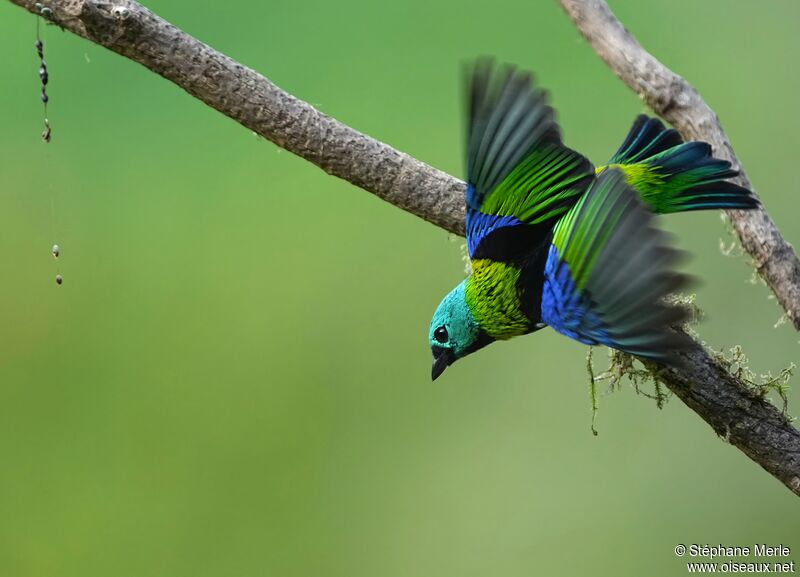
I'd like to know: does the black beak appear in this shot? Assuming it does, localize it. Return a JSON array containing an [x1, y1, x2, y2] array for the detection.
[[431, 345, 455, 381]]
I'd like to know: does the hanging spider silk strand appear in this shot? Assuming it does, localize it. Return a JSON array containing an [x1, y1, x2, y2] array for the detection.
[[36, 14, 62, 285], [36, 16, 51, 143]]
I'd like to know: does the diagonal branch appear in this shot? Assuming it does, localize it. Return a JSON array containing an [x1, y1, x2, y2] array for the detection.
[[6, 0, 800, 496], [558, 0, 800, 331]]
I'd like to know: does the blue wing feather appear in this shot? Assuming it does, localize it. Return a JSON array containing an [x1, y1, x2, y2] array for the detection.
[[541, 170, 694, 364], [541, 245, 609, 345], [465, 210, 523, 256]]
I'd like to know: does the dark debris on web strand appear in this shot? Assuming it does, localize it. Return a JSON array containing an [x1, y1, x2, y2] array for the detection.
[[35, 9, 52, 143], [36, 10, 66, 287]]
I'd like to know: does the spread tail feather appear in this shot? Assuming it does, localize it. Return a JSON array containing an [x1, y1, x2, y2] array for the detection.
[[600, 115, 758, 214]]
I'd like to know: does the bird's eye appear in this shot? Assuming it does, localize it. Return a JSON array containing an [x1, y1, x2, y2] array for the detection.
[[434, 326, 448, 343]]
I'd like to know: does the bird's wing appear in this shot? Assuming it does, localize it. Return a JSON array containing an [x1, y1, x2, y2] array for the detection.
[[465, 59, 594, 261], [541, 168, 694, 364]]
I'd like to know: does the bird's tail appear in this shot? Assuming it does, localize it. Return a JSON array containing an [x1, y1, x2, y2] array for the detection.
[[598, 115, 758, 214]]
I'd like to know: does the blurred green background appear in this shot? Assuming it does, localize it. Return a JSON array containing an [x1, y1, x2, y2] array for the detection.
[[0, 0, 798, 575]]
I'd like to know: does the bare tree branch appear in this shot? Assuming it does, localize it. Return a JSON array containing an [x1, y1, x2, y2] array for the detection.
[[558, 0, 800, 330], [6, 0, 800, 495]]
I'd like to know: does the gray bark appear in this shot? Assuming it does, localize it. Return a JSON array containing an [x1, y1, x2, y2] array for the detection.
[[7, 0, 800, 496]]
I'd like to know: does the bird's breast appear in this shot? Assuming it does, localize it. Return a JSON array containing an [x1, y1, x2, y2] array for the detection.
[[464, 259, 530, 340]]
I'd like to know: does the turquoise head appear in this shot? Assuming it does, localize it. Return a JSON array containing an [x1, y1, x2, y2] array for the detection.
[[429, 280, 494, 380]]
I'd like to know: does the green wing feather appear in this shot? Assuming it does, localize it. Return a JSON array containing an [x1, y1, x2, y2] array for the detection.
[[465, 60, 594, 259], [545, 169, 694, 363], [482, 144, 595, 224]]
